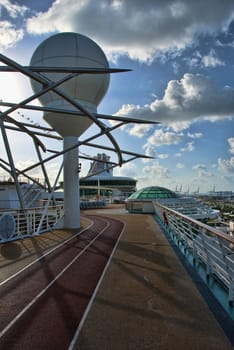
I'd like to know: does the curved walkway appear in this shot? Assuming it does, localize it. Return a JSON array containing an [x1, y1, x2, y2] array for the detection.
[[0, 214, 124, 349], [76, 207, 233, 350], [0, 206, 233, 349]]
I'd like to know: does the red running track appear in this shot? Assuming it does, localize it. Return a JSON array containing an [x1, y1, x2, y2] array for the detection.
[[0, 215, 124, 350]]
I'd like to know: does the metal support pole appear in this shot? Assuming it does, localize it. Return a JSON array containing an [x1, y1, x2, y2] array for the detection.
[[63, 136, 80, 228]]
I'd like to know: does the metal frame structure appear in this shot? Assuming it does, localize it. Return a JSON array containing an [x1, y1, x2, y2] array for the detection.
[[0, 52, 158, 231]]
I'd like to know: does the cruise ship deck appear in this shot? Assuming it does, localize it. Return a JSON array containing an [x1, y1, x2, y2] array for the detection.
[[1, 205, 233, 349], [75, 208, 233, 350]]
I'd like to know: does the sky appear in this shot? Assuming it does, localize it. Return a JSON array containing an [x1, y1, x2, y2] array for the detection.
[[0, 0, 234, 194]]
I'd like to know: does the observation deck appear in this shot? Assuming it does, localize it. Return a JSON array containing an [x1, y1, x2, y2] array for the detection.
[[0, 205, 233, 349], [74, 206, 234, 349]]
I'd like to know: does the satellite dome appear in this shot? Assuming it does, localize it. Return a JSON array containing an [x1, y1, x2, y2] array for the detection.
[[30, 32, 110, 136]]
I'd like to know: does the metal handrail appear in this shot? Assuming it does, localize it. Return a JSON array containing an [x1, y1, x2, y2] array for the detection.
[[153, 201, 234, 303], [0, 203, 64, 242]]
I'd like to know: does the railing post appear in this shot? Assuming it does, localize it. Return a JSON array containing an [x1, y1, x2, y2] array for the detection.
[[200, 228, 213, 276], [228, 279, 234, 305]]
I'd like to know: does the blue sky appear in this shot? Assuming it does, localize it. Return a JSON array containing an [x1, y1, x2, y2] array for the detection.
[[1, 0, 234, 193]]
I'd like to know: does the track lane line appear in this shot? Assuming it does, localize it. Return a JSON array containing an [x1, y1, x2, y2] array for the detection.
[[68, 217, 126, 350], [0, 219, 110, 339], [0, 220, 94, 287]]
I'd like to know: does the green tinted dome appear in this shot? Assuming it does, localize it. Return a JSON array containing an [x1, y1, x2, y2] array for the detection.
[[128, 186, 178, 200]]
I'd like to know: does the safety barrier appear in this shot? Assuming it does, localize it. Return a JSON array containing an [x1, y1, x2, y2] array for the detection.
[[0, 204, 64, 242], [153, 201, 234, 304], [0, 199, 108, 243]]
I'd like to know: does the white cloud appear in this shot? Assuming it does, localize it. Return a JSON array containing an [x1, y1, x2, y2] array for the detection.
[[198, 170, 214, 178], [143, 161, 170, 179], [0, 0, 28, 18], [128, 124, 152, 138], [176, 163, 184, 169], [228, 137, 234, 154], [180, 141, 195, 152], [162, 120, 191, 132], [193, 164, 206, 171], [158, 153, 168, 159], [216, 139, 234, 176], [0, 0, 28, 50], [116, 74, 234, 129], [142, 129, 183, 157], [0, 21, 24, 50], [115, 161, 137, 178], [187, 132, 203, 139], [184, 52, 201, 69], [192, 164, 213, 178], [216, 39, 234, 48], [25, 0, 234, 63], [175, 152, 182, 157], [218, 157, 234, 173], [146, 129, 184, 147], [201, 49, 225, 68], [184, 49, 225, 69], [15, 159, 63, 183]]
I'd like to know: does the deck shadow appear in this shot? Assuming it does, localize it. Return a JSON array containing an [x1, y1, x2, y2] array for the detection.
[[1, 242, 22, 260]]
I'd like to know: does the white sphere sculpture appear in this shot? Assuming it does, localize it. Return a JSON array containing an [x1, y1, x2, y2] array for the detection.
[[30, 32, 110, 137]]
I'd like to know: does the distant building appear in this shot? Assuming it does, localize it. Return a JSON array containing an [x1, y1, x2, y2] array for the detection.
[[207, 191, 234, 200], [79, 153, 137, 200]]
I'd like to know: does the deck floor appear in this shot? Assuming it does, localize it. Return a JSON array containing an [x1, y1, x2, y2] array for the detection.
[[0, 206, 233, 349], [76, 208, 233, 350]]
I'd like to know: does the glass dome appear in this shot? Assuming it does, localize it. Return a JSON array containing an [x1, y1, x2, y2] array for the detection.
[[128, 186, 179, 200]]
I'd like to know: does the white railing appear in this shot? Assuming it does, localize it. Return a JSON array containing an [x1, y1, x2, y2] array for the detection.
[[153, 201, 234, 303], [0, 203, 64, 242]]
